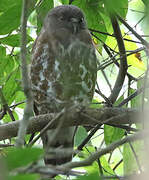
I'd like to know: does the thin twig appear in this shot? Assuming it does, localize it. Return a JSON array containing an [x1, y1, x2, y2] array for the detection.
[[28, 110, 64, 146], [60, 130, 146, 170], [0, 87, 15, 121], [95, 85, 112, 106], [90, 28, 142, 44], [98, 47, 145, 71], [10, 101, 26, 109], [15, 0, 33, 147], [102, 42, 137, 81], [113, 159, 123, 171], [108, 124, 138, 132], [77, 123, 102, 151], [117, 85, 149, 107], [117, 14, 149, 48], [0, 144, 14, 148], [95, 147, 103, 176]]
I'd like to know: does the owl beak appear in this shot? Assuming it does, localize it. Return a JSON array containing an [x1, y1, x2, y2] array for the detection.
[[70, 18, 79, 34]]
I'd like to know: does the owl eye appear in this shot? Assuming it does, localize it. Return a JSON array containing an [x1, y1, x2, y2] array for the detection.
[[59, 16, 64, 21], [80, 18, 84, 23]]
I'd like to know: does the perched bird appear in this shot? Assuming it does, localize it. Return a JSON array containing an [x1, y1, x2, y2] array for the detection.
[[30, 5, 97, 165]]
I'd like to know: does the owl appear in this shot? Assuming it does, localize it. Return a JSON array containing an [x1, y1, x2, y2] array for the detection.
[[30, 5, 97, 165]]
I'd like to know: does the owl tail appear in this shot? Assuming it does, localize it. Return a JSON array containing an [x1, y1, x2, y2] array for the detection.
[[41, 127, 75, 165]]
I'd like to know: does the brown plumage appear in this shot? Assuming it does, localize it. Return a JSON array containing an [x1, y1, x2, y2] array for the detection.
[[30, 5, 97, 165]]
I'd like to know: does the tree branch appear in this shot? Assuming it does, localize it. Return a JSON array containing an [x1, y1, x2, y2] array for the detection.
[[0, 107, 141, 141], [60, 130, 146, 170], [98, 47, 145, 71], [109, 14, 128, 104]]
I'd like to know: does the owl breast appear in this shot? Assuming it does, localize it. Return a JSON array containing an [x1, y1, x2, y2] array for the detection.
[[31, 38, 97, 114]]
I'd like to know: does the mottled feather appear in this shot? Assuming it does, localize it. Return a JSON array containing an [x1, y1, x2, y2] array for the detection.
[[30, 5, 97, 165]]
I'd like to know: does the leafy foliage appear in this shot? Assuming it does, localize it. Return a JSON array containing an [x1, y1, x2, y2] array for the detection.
[[104, 125, 125, 145], [0, 34, 32, 47], [0, 0, 22, 35], [5, 147, 43, 170], [36, 0, 54, 33], [8, 174, 39, 180]]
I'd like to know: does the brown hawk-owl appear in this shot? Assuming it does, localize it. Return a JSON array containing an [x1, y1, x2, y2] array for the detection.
[[30, 5, 97, 165]]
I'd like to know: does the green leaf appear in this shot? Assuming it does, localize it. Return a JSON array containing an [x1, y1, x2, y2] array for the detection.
[[0, 1, 22, 35], [90, 98, 102, 109], [14, 91, 26, 108], [2, 67, 21, 105], [129, 0, 148, 46], [129, 88, 141, 108], [75, 126, 88, 147], [3, 56, 15, 74], [28, 10, 37, 26], [0, 56, 15, 85], [0, 0, 35, 35], [80, 146, 95, 159], [141, 0, 149, 6], [36, 0, 54, 33], [72, 0, 107, 42], [0, 45, 6, 56], [2, 110, 18, 123], [104, 0, 128, 18], [85, 161, 100, 174], [0, 34, 33, 47], [0, 0, 19, 12], [114, 95, 124, 106], [123, 141, 143, 174], [99, 11, 113, 35], [100, 156, 116, 178], [8, 174, 39, 180], [78, 146, 100, 174], [5, 147, 43, 170], [104, 125, 125, 145], [60, 0, 69, 4]]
